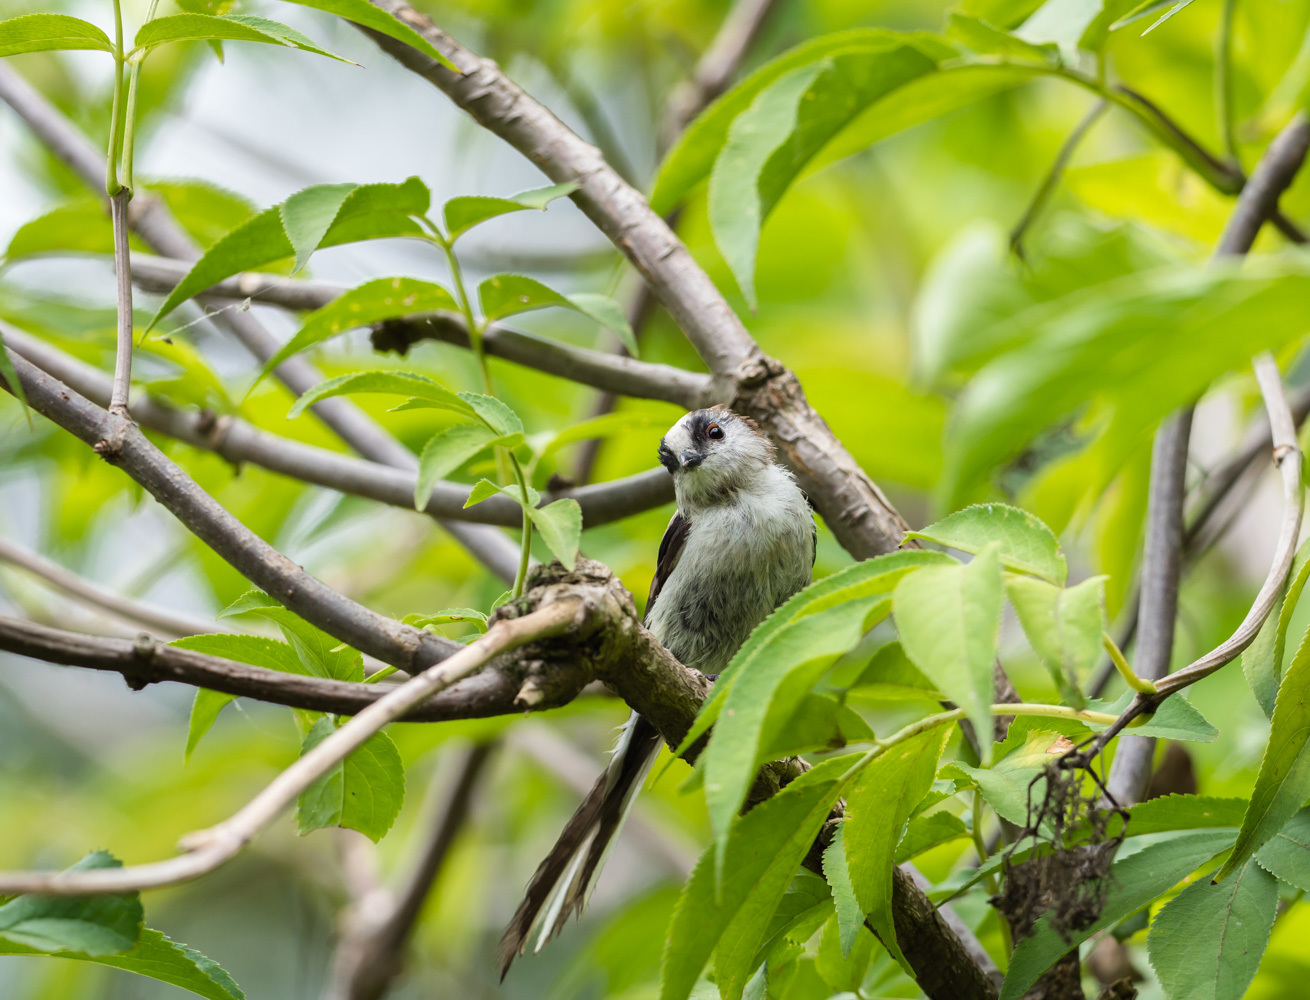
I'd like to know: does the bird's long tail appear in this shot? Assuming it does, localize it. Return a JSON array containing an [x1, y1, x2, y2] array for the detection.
[[497, 712, 662, 977]]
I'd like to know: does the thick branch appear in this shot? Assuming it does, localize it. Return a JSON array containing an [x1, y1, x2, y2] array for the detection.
[[4, 327, 674, 528]]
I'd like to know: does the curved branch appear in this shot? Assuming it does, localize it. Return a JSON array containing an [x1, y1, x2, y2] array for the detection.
[[5, 327, 674, 527]]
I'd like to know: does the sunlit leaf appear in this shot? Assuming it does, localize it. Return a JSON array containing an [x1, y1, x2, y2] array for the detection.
[[132, 13, 350, 63], [478, 273, 637, 355], [1255, 807, 1310, 891], [415, 424, 519, 508], [895, 810, 969, 862], [1244, 536, 1310, 719], [1006, 574, 1104, 705], [288, 370, 470, 419], [528, 498, 583, 570], [942, 718, 1090, 824], [273, 0, 459, 71], [443, 182, 577, 240], [0, 851, 141, 955], [1085, 691, 1218, 743], [296, 718, 404, 841], [0, 13, 114, 57], [907, 503, 1067, 583]]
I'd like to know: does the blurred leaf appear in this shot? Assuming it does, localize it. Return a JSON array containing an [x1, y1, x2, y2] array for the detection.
[[660, 754, 860, 1000], [478, 274, 636, 355], [1000, 829, 1237, 1000], [0, 13, 114, 57], [443, 182, 577, 240], [150, 178, 430, 328], [296, 718, 405, 841], [1255, 808, 1310, 891], [463, 478, 541, 509], [895, 810, 969, 863], [829, 726, 950, 969], [288, 370, 470, 419], [1244, 536, 1310, 718], [146, 179, 255, 249], [1147, 858, 1278, 1000], [529, 498, 583, 570], [1006, 574, 1105, 705], [893, 543, 1002, 761], [907, 503, 1067, 583], [416, 424, 515, 507], [272, 0, 458, 71], [256, 277, 458, 386], [1086, 692, 1218, 742], [1125, 794, 1247, 836], [0, 851, 141, 955], [132, 13, 349, 62], [0, 326, 28, 421], [1015, 0, 1137, 56], [1215, 625, 1310, 882], [947, 12, 1060, 61], [6, 195, 111, 257], [536, 411, 652, 461], [0, 927, 245, 1000]]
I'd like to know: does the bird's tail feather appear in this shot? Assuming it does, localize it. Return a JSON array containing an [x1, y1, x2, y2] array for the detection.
[[497, 713, 661, 978]]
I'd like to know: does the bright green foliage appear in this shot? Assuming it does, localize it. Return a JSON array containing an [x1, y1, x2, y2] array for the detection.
[[257, 277, 459, 387], [416, 424, 517, 507], [404, 607, 489, 631], [0, 928, 245, 1000], [1006, 574, 1105, 704], [150, 178, 430, 328], [0, 14, 114, 57], [296, 718, 405, 841], [273, 0, 459, 70], [477, 274, 637, 355], [893, 543, 1003, 762], [288, 370, 467, 418], [1085, 691, 1218, 742], [443, 182, 577, 240], [6, 195, 112, 257], [0, 852, 142, 956], [1216, 624, 1310, 882], [660, 755, 860, 1000], [131, 14, 350, 63], [828, 726, 951, 970], [1000, 830, 1238, 1000], [847, 640, 941, 702], [146, 179, 256, 248], [464, 479, 581, 568], [895, 810, 969, 862], [908, 503, 1067, 583], [947, 12, 1060, 62], [1147, 858, 1278, 1000], [1244, 536, 1310, 718], [1255, 808, 1310, 890], [1125, 794, 1248, 836]]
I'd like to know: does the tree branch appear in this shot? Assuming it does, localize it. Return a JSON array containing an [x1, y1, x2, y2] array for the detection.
[[4, 327, 674, 528], [356, 2, 912, 561], [0, 63, 520, 582]]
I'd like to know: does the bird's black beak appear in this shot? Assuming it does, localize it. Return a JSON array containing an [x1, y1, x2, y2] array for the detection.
[[679, 450, 704, 470]]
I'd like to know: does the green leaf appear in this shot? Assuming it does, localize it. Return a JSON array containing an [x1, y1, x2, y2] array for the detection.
[[148, 179, 430, 328], [0, 328, 28, 422], [893, 544, 1003, 762], [6, 195, 112, 258], [703, 597, 890, 866], [947, 12, 1060, 62], [245, 608, 363, 682], [821, 830, 862, 956], [1255, 807, 1310, 891], [1084, 692, 1218, 743], [0, 14, 114, 57], [171, 634, 303, 759], [1006, 574, 1104, 705], [675, 550, 953, 760], [272, 0, 459, 71], [847, 640, 942, 702], [836, 726, 951, 971], [1147, 858, 1278, 1000], [895, 810, 969, 863], [1215, 624, 1310, 882], [1244, 535, 1310, 718], [999, 829, 1238, 1000], [536, 412, 653, 459], [907, 503, 1067, 583], [660, 755, 860, 1000], [0, 851, 141, 956], [458, 392, 524, 436], [477, 274, 637, 355], [404, 607, 489, 631], [146, 178, 256, 249], [296, 718, 405, 841], [942, 720, 1089, 825], [0, 927, 244, 1000], [463, 478, 541, 510], [257, 277, 458, 387], [132, 13, 349, 62], [1125, 795, 1247, 837], [288, 370, 470, 419], [279, 183, 356, 273], [415, 424, 504, 508], [528, 498, 583, 570], [216, 589, 280, 618], [443, 182, 577, 240], [750, 871, 834, 970]]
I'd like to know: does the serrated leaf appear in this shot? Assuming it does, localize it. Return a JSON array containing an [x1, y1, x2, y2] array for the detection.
[[296, 718, 404, 841], [1084, 691, 1217, 743], [1006, 574, 1104, 705], [660, 755, 860, 1000], [1125, 795, 1247, 837], [750, 871, 834, 971], [1244, 535, 1310, 718], [704, 597, 890, 868], [0, 13, 114, 57], [148, 179, 429, 328], [1254, 807, 1310, 891], [477, 274, 637, 355], [256, 277, 459, 386], [528, 498, 583, 570], [908, 503, 1066, 583], [272, 0, 458, 70], [278, 183, 356, 272], [837, 726, 950, 971], [895, 810, 969, 863], [942, 719, 1090, 825], [463, 478, 541, 510], [0, 927, 245, 1000], [457, 392, 524, 436], [1215, 624, 1310, 882], [245, 607, 363, 682], [1147, 858, 1277, 1000], [288, 370, 470, 419], [216, 589, 280, 618], [442, 182, 577, 240], [999, 829, 1237, 1000], [415, 424, 503, 507], [893, 544, 1003, 762], [0, 852, 141, 956], [171, 634, 303, 759], [675, 550, 953, 760], [132, 13, 350, 63], [821, 830, 862, 956]]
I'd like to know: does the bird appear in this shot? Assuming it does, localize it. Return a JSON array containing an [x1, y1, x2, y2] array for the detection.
[[498, 406, 816, 975]]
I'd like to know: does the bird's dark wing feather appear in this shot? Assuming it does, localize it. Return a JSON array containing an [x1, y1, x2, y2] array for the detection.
[[646, 511, 689, 621]]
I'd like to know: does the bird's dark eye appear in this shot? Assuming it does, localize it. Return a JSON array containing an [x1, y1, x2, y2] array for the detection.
[[707, 424, 724, 440]]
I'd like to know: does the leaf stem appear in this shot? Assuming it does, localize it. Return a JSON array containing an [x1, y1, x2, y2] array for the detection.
[[874, 703, 1120, 752], [1101, 631, 1157, 695], [508, 451, 534, 598], [105, 0, 126, 196], [1216, 0, 1240, 166]]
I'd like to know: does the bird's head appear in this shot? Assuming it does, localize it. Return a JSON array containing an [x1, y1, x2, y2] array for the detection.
[[657, 407, 776, 508]]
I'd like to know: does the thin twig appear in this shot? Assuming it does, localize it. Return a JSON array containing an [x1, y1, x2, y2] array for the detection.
[[1010, 100, 1108, 258], [0, 603, 578, 895]]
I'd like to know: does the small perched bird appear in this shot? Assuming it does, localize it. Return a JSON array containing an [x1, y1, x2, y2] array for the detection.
[[498, 406, 816, 974]]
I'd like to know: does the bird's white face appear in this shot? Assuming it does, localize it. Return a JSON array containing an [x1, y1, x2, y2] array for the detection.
[[657, 409, 776, 508]]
